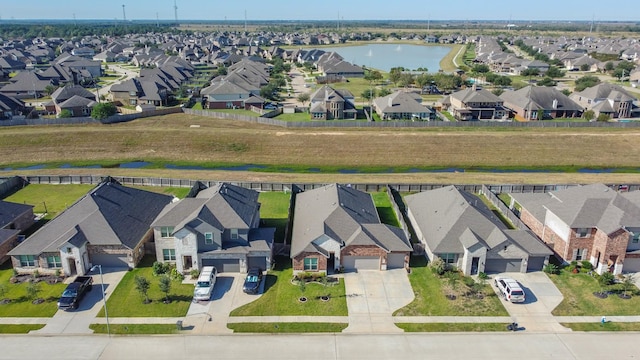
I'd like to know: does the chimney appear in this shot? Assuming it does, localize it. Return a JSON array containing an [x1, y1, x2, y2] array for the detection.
[[552, 99, 558, 109]]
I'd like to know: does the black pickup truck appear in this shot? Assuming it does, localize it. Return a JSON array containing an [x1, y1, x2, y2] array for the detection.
[[57, 276, 93, 310]]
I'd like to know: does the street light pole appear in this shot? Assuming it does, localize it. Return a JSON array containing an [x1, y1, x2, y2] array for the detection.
[[91, 265, 110, 336]]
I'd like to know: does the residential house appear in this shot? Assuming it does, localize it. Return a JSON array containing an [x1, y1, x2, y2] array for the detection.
[[45, 84, 97, 116], [151, 182, 274, 273], [500, 86, 583, 120], [405, 186, 552, 275], [308, 85, 357, 120], [570, 83, 638, 119], [0, 200, 34, 264], [8, 178, 173, 276], [509, 184, 640, 274], [0, 93, 26, 119], [443, 87, 509, 120], [0, 71, 54, 99], [200, 80, 258, 110], [372, 91, 435, 121], [290, 184, 412, 274], [110, 78, 169, 107], [56, 95, 97, 117]]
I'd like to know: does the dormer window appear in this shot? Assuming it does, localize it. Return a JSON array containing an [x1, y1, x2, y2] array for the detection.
[[576, 228, 591, 238], [230, 229, 238, 240], [205, 232, 213, 244]]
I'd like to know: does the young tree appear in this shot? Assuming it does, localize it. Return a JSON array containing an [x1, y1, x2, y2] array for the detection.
[[361, 89, 376, 101], [605, 62, 615, 71], [583, 109, 595, 121], [388, 67, 403, 86], [158, 275, 172, 303], [580, 64, 590, 72], [378, 88, 392, 97], [574, 75, 600, 91], [597, 113, 611, 122], [58, 109, 73, 118], [546, 66, 565, 78], [135, 275, 151, 303], [364, 69, 383, 84], [297, 92, 310, 107], [26, 282, 41, 301], [621, 274, 635, 297]]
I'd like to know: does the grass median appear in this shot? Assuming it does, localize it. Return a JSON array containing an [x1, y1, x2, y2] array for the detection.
[[396, 323, 510, 332], [0, 324, 46, 333], [228, 322, 348, 333], [90, 324, 178, 334], [560, 322, 640, 332]]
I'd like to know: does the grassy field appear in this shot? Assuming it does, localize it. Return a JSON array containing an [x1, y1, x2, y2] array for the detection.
[[3, 113, 640, 175], [439, 44, 464, 72], [230, 257, 347, 316], [394, 257, 508, 316], [228, 322, 348, 333], [396, 323, 510, 332], [89, 324, 178, 334], [550, 271, 640, 316], [97, 256, 194, 317]]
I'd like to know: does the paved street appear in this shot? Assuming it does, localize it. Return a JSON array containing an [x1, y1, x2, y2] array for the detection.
[[1, 332, 640, 360]]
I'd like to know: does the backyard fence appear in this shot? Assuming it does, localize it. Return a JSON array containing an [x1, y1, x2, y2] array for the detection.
[[385, 185, 412, 242], [0, 176, 27, 198], [480, 184, 531, 231], [0, 107, 182, 127]]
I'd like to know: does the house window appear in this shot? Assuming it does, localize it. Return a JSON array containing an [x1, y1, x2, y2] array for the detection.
[[162, 249, 176, 261], [230, 229, 238, 240], [204, 232, 213, 244], [440, 253, 457, 264], [47, 255, 62, 268], [19, 255, 37, 267], [160, 227, 174, 238], [576, 228, 591, 238], [303, 257, 318, 271], [574, 248, 588, 261]]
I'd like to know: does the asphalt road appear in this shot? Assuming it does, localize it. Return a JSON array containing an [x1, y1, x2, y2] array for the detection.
[[2, 332, 639, 360]]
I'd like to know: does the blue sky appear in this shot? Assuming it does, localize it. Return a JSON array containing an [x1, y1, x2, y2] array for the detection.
[[1, 0, 638, 21]]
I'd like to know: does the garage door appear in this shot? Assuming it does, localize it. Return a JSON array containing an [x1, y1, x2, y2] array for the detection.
[[387, 253, 407, 269], [527, 256, 546, 272], [485, 259, 522, 273], [201, 258, 240, 273], [343, 256, 380, 271], [90, 253, 129, 268], [247, 256, 267, 271], [623, 258, 640, 273]]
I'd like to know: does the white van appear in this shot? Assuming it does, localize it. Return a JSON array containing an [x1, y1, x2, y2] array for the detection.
[[193, 266, 217, 301]]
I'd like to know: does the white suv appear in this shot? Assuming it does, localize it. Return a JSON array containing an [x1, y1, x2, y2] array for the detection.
[[494, 277, 525, 303], [193, 266, 217, 301]]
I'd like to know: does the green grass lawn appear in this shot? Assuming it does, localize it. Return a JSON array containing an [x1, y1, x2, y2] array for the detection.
[[274, 112, 311, 121], [230, 258, 347, 316], [560, 322, 640, 331], [206, 108, 260, 117], [258, 192, 290, 243], [0, 262, 67, 317], [228, 322, 348, 333], [394, 257, 508, 316], [0, 324, 45, 333], [98, 256, 194, 317], [4, 184, 94, 219], [396, 323, 510, 332], [371, 191, 401, 227], [441, 111, 456, 121], [90, 323, 178, 334], [550, 271, 640, 316]]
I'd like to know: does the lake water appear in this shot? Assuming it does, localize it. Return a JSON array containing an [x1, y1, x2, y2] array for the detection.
[[318, 44, 452, 72]]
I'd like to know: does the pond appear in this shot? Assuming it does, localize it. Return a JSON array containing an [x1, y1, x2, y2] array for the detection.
[[317, 44, 452, 72]]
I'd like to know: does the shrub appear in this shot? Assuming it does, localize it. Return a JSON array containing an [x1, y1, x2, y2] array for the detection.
[[598, 272, 615, 286], [581, 261, 593, 271], [91, 102, 117, 120], [462, 276, 475, 287], [430, 257, 446, 276], [543, 263, 560, 275], [189, 269, 200, 280], [478, 272, 488, 280], [134, 275, 151, 303], [54, 269, 61, 277], [32, 269, 40, 279], [152, 261, 170, 276], [58, 109, 72, 118], [170, 267, 184, 281]]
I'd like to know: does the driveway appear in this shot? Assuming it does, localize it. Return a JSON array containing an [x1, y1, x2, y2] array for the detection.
[[342, 269, 414, 333], [184, 272, 265, 334], [33, 267, 128, 334], [490, 271, 568, 332]]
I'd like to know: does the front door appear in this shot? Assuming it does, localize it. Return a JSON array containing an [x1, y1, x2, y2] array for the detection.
[[183, 256, 193, 271], [471, 257, 480, 275], [68, 258, 77, 276], [327, 253, 335, 274]]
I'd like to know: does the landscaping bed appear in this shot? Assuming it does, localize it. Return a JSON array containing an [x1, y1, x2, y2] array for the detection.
[[393, 257, 508, 316], [0, 263, 67, 317]]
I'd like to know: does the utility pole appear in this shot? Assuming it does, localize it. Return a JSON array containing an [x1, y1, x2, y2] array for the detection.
[[156, 12, 159, 27], [337, 11, 340, 31], [122, 4, 126, 23], [174, 0, 178, 24], [244, 10, 247, 32]]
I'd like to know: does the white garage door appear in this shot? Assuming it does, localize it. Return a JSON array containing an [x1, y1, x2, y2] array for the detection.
[[387, 253, 407, 269], [343, 256, 380, 271], [623, 258, 640, 273]]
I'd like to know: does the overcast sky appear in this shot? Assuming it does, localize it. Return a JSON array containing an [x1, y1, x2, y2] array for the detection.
[[1, 0, 638, 21]]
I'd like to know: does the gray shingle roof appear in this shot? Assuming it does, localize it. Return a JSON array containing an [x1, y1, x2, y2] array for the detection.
[[290, 184, 411, 258], [500, 86, 583, 112], [9, 179, 173, 256], [0, 200, 33, 229]]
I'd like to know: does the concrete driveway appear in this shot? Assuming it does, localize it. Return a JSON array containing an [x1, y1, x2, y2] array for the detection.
[[33, 267, 128, 334], [342, 269, 414, 333], [184, 272, 265, 334], [490, 271, 568, 332]]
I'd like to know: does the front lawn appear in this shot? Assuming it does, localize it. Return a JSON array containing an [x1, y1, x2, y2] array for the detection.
[[229, 258, 347, 316], [371, 191, 401, 227], [90, 323, 178, 334], [394, 257, 508, 316], [561, 322, 640, 331], [396, 323, 510, 332], [228, 322, 347, 333], [550, 271, 640, 316], [0, 262, 67, 317], [0, 324, 45, 333], [98, 256, 194, 317], [258, 192, 290, 243]]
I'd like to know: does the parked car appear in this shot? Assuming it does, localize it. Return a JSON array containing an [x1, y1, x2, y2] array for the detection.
[[193, 266, 217, 301], [494, 276, 525, 303], [264, 103, 278, 110], [242, 267, 263, 294], [57, 276, 93, 310]]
